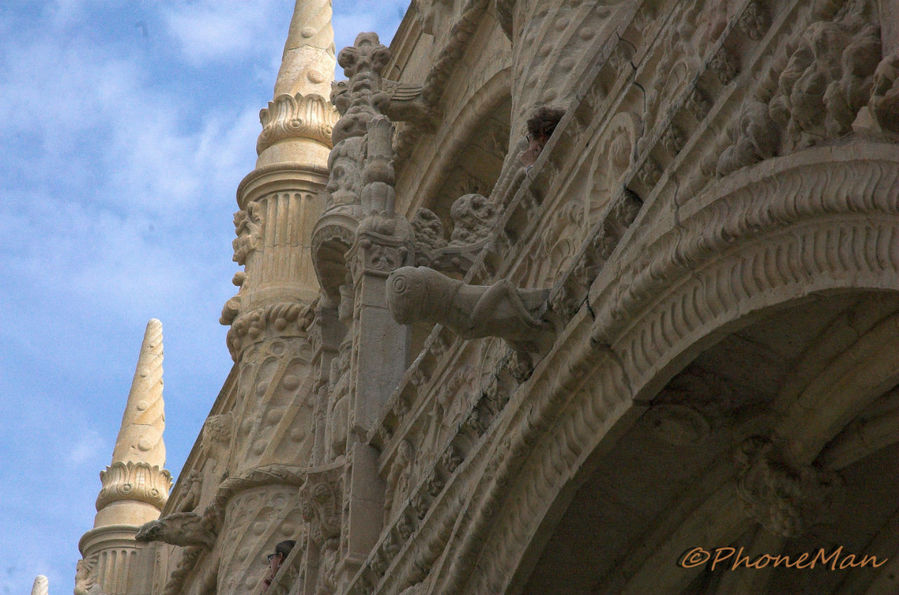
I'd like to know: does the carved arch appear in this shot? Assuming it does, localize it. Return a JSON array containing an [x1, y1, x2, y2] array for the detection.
[[429, 139, 899, 593], [408, 67, 512, 223]]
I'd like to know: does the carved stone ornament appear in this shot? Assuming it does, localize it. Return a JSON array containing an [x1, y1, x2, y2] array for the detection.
[[200, 411, 233, 457], [232, 201, 264, 266], [299, 468, 343, 549], [386, 266, 555, 353], [257, 92, 339, 154], [350, 214, 415, 278], [135, 507, 219, 549], [410, 193, 498, 273], [75, 558, 104, 595], [735, 437, 842, 538], [332, 32, 391, 145], [226, 300, 316, 361], [869, 50, 899, 133], [96, 461, 172, 511]]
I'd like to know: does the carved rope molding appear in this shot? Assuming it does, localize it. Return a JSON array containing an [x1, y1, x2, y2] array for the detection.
[[437, 140, 899, 594]]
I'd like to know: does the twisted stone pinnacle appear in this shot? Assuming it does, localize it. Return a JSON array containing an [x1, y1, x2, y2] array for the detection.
[[30, 575, 48, 595], [111, 318, 166, 468], [274, 0, 336, 99]]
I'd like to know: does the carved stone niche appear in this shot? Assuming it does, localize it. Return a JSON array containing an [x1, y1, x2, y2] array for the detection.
[[386, 266, 557, 353]]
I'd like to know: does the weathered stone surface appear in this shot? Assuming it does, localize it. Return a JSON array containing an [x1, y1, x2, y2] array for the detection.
[[77, 1, 899, 593]]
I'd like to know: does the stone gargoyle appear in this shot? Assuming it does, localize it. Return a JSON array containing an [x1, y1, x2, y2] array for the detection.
[[135, 508, 217, 549], [386, 266, 556, 353]]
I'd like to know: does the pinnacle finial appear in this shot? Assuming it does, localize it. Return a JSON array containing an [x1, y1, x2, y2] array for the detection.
[[30, 576, 48, 595], [273, 0, 336, 99], [111, 318, 166, 468]]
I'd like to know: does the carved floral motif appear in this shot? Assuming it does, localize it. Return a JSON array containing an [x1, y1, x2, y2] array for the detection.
[[96, 461, 172, 511], [257, 93, 338, 154]]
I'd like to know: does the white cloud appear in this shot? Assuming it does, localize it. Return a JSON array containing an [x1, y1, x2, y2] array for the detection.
[[162, 0, 289, 67], [67, 429, 106, 466]]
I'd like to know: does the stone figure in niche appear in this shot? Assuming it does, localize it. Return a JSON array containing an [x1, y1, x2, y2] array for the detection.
[[519, 107, 565, 167], [386, 266, 555, 353]]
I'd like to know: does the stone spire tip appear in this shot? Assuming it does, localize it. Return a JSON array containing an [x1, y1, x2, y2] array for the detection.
[[111, 318, 166, 468]]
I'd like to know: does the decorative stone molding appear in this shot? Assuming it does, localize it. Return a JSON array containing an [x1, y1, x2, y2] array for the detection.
[[387, 266, 554, 353], [135, 507, 218, 549], [226, 300, 316, 361], [96, 461, 172, 512], [214, 464, 308, 511], [257, 92, 338, 154], [592, 141, 899, 350], [735, 436, 842, 537]]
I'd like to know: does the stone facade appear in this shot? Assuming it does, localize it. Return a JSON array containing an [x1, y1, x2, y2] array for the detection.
[[78, 0, 899, 593]]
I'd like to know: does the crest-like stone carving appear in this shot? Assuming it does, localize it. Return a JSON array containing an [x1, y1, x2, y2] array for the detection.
[[96, 461, 172, 511], [332, 33, 391, 145], [257, 93, 339, 154], [387, 266, 555, 353], [735, 437, 842, 538]]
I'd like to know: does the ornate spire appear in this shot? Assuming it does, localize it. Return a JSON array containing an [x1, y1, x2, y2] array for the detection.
[[92, 319, 172, 528], [256, 0, 338, 162], [78, 320, 173, 595]]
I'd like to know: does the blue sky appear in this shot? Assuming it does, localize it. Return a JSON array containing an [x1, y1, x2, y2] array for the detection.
[[0, 1, 406, 592]]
